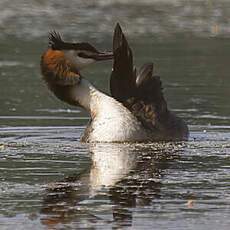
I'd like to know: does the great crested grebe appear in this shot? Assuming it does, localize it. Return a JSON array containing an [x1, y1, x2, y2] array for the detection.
[[41, 23, 189, 142]]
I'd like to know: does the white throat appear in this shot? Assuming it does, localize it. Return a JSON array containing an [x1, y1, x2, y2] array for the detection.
[[70, 78, 102, 115]]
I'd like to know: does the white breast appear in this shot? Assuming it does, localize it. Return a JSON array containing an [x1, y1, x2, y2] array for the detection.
[[86, 92, 148, 142]]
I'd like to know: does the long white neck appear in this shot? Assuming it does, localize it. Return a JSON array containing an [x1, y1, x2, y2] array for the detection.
[[71, 79, 148, 142], [71, 78, 109, 117]]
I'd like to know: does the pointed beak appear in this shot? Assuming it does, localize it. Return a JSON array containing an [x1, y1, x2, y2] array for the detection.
[[92, 51, 114, 61]]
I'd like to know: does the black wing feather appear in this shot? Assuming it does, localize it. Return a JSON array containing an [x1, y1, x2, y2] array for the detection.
[[110, 23, 167, 116], [110, 23, 136, 102], [136, 63, 153, 87], [110, 23, 188, 140]]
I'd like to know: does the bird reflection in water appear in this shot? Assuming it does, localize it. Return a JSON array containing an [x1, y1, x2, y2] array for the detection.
[[41, 142, 182, 228]]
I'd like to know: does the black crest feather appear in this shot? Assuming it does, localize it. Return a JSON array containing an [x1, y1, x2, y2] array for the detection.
[[48, 31, 99, 52], [48, 31, 65, 50]]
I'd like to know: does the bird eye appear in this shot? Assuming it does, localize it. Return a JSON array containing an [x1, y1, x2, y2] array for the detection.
[[78, 52, 89, 58]]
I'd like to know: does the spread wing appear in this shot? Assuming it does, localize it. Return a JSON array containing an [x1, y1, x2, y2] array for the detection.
[[110, 23, 136, 102], [110, 23, 168, 132]]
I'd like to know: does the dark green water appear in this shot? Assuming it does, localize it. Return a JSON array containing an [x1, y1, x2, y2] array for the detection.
[[0, 1, 229, 229]]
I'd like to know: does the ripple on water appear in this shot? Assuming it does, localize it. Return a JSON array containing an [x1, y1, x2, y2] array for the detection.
[[0, 125, 229, 229]]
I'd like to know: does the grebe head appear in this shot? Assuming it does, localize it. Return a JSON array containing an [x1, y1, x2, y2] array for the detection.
[[41, 31, 113, 109], [47, 31, 113, 70]]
